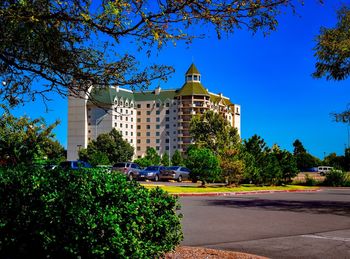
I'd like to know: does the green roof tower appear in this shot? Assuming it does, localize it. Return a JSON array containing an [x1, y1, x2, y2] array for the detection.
[[177, 63, 209, 96]]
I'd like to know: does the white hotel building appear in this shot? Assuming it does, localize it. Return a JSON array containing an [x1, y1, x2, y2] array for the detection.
[[67, 64, 241, 160]]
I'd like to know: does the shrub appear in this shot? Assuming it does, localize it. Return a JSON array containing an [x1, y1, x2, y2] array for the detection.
[[323, 169, 349, 187], [304, 173, 317, 186], [0, 166, 182, 258]]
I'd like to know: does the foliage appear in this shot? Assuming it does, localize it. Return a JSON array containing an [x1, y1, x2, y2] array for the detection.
[[242, 136, 298, 185], [304, 173, 318, 186], [1, 0, 295, 106], [144, 147, 161, 165], [293, 139, 320, 171], [171, 150, 183, 166], [323, 169, 349, 187], [0, 108, 65, 167], [79, 129, 133, 165], [0, 166, 183, 258], [79, 149, 110, 167], [133, 157, 152, 168], [185, 147, 221, 186], [273, 147, 299, 183], [190, 110, 240, 154], [220, 149, 245, 186], [313, 5, 350, 81], [161, 152, 170, 166]]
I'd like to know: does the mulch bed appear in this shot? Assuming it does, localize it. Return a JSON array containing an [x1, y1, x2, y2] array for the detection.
[[164, 246, 269, 259]]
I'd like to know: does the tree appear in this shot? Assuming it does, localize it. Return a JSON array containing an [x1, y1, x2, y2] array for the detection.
[[171, 150, 183, 166], [292, 139, 320, 171], [79, 128, 133, 165], [313, 5, 350, 123], [0, 108, 64, 167], [161, 153, 170, 166], [185, 147, 221, 186], [220, 149, 244, 186], [272, 147, 298, 183], [1, 0, 295, 107], [313, 5, 350, 81], [144, 147, 161, 165], [190, 110, 240, 154]]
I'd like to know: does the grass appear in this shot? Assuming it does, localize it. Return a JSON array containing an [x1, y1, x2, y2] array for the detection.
[[142, 183, 318, 194]]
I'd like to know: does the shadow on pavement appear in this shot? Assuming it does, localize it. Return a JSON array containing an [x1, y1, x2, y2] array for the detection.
[[206, 198, 350, 216]]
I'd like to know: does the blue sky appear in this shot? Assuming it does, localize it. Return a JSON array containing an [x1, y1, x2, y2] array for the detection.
[[12, 1, 350, 159]]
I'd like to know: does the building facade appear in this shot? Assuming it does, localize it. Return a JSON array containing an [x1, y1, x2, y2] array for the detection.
[[67, 64, 241, 160]]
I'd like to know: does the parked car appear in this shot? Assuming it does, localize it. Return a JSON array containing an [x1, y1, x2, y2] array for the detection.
[[138, 166, 166, 181], [112, 162, 141, 181], [318, 166, 333, 176], [159, 166, 191, 182], [59, 160, 92, 170]]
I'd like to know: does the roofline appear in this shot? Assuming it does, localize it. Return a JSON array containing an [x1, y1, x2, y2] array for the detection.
[[208, 91, 230, 100]]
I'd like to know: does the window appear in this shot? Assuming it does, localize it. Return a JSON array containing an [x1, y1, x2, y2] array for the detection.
[[147, 111, 151, 115], [120, 123, 122, 127], [146, 125, 150, 130], [137, 147, 141, 151], [156, 111, 160, 115], [130, 139, 133, 143], [156, 103, 160, 108], [126, 110, 128, 114], [125, 117, 128, 121], [120, 109, 123, 113], [120, 116, 123, 120], [156, 117, 160, 122], [137, 118, 141, 122], [125, 131, 128, 135], [156, 132, 160, 136], [147, 103, 150, 108], [137, 139, 141, 143], [115, 115, 118, 119], [166, 110, 169, 115], [165, 146, 169, 150], [156, 146, 160, 151], [137, 125, 141, 129], [137, 104, 141, 108], [137, 111, 141, 115], [114, 123, 117, 127], [146, 132, 150, 136], [165, 139, 169, 143], [131, 110, 133, 115], [137, 132, 141, 136], [166, 117, 169, 122], [131, 118, 133, 122], [146, 139, 150, 144], [156, 139, 160, 144], [166, 102, 170, 107], [131, 132, 133, 136], [165, 124, 169, 129], [146, 118, 151, 122], [125, 124, 128, 128], [194, 75, 198, 80], [156, 125, 160, 129], [131, 125, 133, 129]]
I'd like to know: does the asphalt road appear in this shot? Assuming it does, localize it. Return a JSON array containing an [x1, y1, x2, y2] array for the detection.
[[179, 188, 350, 259]]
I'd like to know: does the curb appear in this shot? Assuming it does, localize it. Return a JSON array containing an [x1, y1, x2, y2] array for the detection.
[[174, 188, 321, 197]]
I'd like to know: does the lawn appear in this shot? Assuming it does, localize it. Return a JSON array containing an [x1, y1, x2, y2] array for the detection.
[[142, 184, 318, 194]]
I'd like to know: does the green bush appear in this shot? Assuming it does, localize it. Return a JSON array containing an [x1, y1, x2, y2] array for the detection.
[[323, 169, 349, 187], [0, 166, 182, 258], [304, 173, 318, 186]]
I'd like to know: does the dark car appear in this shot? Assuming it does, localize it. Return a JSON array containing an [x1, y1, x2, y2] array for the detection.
[[59, 161, 92, 170], [138, 166, 166, 181], [159, 166, 190, 182], [112, 162, 141, 181]]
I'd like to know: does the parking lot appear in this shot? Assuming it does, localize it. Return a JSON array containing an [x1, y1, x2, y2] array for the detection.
[[179, 188, 350, 258]]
